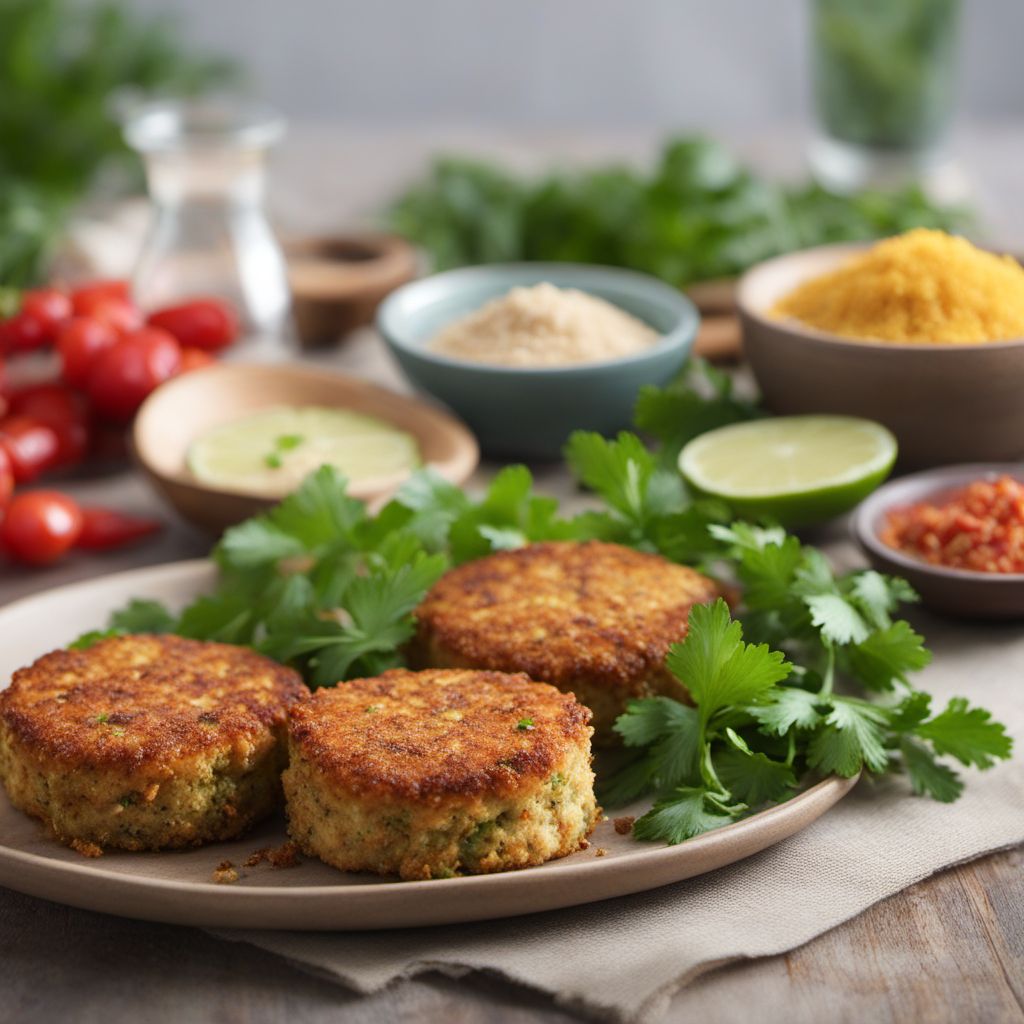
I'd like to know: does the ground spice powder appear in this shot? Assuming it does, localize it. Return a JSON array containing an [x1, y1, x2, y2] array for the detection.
[[773, 229, 1024, 343]]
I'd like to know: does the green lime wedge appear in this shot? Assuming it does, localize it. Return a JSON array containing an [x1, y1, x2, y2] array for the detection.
[[188, 406, 420, 497], [678, 415, 897, 526]]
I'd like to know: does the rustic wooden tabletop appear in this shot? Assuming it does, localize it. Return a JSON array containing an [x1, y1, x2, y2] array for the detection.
[[1, 127, 1021, 1022]]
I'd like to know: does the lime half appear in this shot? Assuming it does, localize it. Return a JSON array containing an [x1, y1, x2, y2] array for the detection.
[[679, 415, 897, 526], [188, 406, 420, 498]]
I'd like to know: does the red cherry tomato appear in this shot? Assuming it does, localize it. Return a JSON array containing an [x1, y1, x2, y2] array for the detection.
[[177, 347, 217, 374], [1, 310, 49, 353], [0, 416, 61, 482], [76, 507, 163, 550], [8, 382, 85, 423], [57, 317, 119, 389], [20, 288, 71, 344], [87, 327, 181, 422], [7, 384, 90, 468], [70, 280, 132, 315], [75, 296, 141, 336], [147, 298, 238, 351], [0, 446, 13, 509], [0, 490, 83, 565]]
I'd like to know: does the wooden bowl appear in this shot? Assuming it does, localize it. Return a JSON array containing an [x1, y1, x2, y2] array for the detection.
[[852, 463, 1024, 619], [738, 243, 1024, 468], [133, 363, 479, 534], [285, 234, 418, 349]]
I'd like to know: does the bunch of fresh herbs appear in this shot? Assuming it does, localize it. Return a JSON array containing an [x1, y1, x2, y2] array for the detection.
[[76, 364, 1012, 839], [387, 137, 971, 288], [0, 0, 236, 286]]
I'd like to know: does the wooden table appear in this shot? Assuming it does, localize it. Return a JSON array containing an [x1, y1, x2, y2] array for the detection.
[[2, 126, 1022, 1022]]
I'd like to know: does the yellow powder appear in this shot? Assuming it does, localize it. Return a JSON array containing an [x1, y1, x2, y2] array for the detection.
[[429, 282, 659, 367], [772, 229, 1024, 344]]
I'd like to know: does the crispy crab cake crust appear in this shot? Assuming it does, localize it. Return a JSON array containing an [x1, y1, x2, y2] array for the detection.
[[283, 668, 598, 880], [0, 634, 307, 851], [411, 541, 719, 740]]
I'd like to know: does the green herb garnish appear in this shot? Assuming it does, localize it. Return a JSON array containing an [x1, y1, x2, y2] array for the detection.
[[611, 597, 1010, 844], [74, 366, 1012, 830], [264, 453, 284, 469], [386, 137, 970, 288], [276, 434, 304, 451]]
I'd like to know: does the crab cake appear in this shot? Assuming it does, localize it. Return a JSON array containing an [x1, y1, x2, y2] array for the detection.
[[411, 540, 719, 740], [0, 634, 307, 852], [283, 668, 598, 880]]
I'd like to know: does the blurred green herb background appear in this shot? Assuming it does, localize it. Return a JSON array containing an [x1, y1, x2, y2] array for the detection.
[[0, 0, 236, 286], [388, 137, 971, 287]]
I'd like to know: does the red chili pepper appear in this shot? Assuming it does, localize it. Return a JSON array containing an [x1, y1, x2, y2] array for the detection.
[[76, 507, 163, 551]]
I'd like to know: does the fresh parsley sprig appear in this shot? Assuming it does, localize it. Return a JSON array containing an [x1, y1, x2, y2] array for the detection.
[[606, 572, 1013, 843]]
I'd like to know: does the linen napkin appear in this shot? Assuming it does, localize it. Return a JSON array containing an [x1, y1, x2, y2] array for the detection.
[[212, 609, 1024, 1022]]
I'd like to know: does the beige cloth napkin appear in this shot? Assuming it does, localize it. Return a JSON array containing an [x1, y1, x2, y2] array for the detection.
[[212, 610, 1024, 1022]]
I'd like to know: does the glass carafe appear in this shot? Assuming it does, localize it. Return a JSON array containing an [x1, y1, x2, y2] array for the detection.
[[124, 99, 292, 356]]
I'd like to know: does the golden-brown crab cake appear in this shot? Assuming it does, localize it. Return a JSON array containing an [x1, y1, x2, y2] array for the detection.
[[0, 634, 307, 852], [411, 540, 719, 741], [283, 668, 598, 880]]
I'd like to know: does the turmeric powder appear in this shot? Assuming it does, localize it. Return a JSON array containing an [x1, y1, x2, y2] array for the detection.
[[773, 229, 1024, 344]]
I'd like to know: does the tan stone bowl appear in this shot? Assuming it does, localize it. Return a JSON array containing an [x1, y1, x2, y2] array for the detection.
[[737, 243, 1024, 468]]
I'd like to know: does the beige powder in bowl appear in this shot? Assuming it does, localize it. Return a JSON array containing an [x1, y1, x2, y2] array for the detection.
[[427, 282, 660, 367]]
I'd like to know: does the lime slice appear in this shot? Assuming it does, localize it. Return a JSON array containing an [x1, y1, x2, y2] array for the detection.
[[188, 406, 420, 497], [678, 416, 897, 526]]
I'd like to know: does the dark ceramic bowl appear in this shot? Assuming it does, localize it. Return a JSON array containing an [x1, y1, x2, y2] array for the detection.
[[738, 243, 1024, 469], [852, 463, 1024, 619]]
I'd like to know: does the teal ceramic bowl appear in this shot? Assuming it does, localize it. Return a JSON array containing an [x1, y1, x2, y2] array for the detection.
[[376, 263, 698, 459]]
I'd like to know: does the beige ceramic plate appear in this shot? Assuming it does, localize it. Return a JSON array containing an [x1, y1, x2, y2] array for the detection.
[[133, 363, 479, 533], [0, 562, 856, 931]]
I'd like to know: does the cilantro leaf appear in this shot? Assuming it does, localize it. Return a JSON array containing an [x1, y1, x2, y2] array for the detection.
[[749, 686, 823, 735], [808, 698, 890, 776], [666, 599, 791, 724], [899, 738, 964, 802], [714, 742, 797, 806], [844, 620, 931, 691], [633, 359, 761, 466], [109, 599, 176, 634], [804, 593, 870, 646], [68, 629, 120, 650], [632, 787, 737, 844], [847, 570, 918, 629], [217, 466, 364, 571], [614, 696, 681, 748], [916, 698, 1014, 769], [565, 431, 684, 534]]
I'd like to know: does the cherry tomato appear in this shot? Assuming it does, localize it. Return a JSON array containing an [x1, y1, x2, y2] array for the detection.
[[75, 296, 141, 336], [76, 507, 162, 550], [0, 416, 61, 482], [8, 382, 85, 423], [20, 288, 71, 344], [177, 347, 217, 374], [57, 317, 119, 389], [87, 327, 181, 422], [147, 298, 238, 351], [70, 280, 132, 315], [0, 490, 83, 565], [0, 310, 48, 353], [7, 384, 90, 468], [0, 446, 13, 509]]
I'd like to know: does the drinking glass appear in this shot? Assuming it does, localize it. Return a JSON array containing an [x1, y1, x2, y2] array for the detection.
[[809, 0, 961, 192]]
